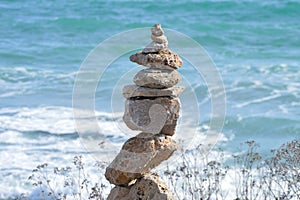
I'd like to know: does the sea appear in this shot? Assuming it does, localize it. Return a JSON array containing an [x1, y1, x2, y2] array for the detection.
[[0, 0, 299, 198]]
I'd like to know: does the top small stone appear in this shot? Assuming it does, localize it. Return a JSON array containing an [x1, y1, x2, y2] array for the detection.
[[131, 24, 182, 69], [151, 24, 164, 36], [143, 24, 168, 53]]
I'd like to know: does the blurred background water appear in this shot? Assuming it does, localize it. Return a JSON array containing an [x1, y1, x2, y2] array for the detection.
[[0, 0, 299, 197]]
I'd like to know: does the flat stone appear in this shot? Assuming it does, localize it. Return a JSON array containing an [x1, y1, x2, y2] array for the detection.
[[143, 42, 168, 53], [105, 133, 178, 186], [134, 68, 181, 89], [123, 97, 180, 135], [107, 174, 176, 200], [123, 85, 184, 99], [151, 24, 164, 36], [130, 49, 182, 70], [151, 34, 168, 44]]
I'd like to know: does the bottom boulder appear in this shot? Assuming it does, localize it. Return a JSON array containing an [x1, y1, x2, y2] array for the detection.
[[107, 174, 176, 200]]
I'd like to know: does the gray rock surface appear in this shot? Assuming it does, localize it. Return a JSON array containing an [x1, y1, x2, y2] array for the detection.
[[143, 24, 168, 53], [130, 49, 183, 70], [123, 97, 180, 136], [106, 24, 182, 200], [133, 68, 181, 89], [151, 34, 168, 44], [143, 42, 168, 54], [123, 85, 184, 99], [151, 24, 164, 36], [107, 174, 176, 200], [105, 133, 178, 186]]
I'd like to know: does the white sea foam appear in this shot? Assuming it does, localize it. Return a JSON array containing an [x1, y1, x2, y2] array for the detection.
[[278, 105, 289, 114], [0, 89, 28, 98], [0, 106, 75, 134], [0, 106, 123, 135], [0, 106, 125, 198], [234, 93, 281, 108]]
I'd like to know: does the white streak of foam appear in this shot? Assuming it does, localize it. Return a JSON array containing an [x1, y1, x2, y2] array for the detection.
[[0, 106, 123, 135], [234, 93, 281, 108]]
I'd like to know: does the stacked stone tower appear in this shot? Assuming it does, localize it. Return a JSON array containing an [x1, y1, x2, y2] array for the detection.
[[105, 24, 184, 200]]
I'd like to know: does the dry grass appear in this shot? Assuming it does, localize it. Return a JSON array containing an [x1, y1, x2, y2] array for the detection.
[[15, 138, 300, 200], [162, 139, 300, 200], [17, 156, 109, 200]]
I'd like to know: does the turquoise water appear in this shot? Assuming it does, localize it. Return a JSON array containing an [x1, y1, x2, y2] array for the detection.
[[0, 0, 299, 197]]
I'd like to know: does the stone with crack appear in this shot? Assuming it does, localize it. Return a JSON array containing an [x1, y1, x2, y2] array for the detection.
[[105, 133, 178, 186], [123, 97, 180, 135], [122, 85, 184, 99]]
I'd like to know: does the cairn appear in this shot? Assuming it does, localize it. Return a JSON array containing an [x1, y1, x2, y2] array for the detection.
[[105, 24, 184, 200]]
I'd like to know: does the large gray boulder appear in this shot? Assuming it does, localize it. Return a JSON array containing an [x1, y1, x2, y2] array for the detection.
[[123, 97, 180, 136]]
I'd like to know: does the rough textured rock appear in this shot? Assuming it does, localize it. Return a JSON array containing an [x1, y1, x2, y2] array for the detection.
[[105, 133, 178, 186], [123, 97, 180, 136], [133, 68, 181, 89], [107, 174, 176, 200], [123, 85, 185, 99], [130, 49, 182, 70], [143, 24, 168, 53]]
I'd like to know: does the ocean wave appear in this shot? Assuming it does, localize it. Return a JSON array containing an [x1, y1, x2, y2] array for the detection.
[[222, 63, 299, 113], [234, 93, 282, 108], [224, 116, 300, 138], [0, 106, 126, 199], [0, 106, 124, 135], [0, 66, 77, 100], [223, 63, 299, 75], [0, 66, 75, 83]]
